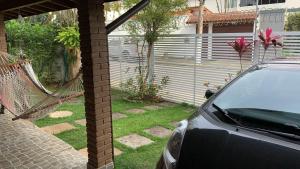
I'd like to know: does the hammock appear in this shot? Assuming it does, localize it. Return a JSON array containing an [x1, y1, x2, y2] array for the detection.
[[0, 51, 84, 121]]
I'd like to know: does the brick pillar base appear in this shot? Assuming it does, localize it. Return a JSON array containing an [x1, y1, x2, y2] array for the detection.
[[77, 0, 114, 169], [0, 13, 7, 52]]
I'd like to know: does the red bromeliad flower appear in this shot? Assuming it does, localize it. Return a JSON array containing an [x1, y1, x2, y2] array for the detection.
[[227, 37, 252, 56], [227, 36, 252, 71], [258, 27, 283, 50], [258, 27, 283, 61]]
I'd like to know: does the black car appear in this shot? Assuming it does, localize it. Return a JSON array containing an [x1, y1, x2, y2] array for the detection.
[[157, 62, 300, 169]]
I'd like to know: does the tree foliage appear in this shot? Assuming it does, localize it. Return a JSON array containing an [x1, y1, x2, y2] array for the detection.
[[123, 0, 187, 44], [5, 20, 61, 83], [56, 27, 80, 49], [286, 12, 300, 31]]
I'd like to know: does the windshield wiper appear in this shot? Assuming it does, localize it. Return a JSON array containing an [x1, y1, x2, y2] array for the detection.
[[255, 128, 300, 141], [212, 103, 243, 126]]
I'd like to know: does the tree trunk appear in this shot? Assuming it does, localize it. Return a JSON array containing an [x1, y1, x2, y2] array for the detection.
[[145, 42, 154, 84], [197, 0, 205, 34], [69, 48, 82, 80]]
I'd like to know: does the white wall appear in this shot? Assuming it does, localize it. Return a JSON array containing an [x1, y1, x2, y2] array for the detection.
[[235, 0, 300, 11], [188, 0, 221, 12]]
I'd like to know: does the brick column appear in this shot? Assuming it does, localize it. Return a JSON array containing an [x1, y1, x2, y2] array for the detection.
[[77, 0, 114, 169], [0, 13, 7, 52]]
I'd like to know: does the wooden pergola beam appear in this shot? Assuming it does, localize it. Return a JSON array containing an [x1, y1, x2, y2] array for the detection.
[[0, 0, 50, 12]]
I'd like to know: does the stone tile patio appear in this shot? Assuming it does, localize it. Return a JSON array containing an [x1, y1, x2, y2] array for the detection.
[[144, 126, 173, 138], [0, 113, 87, 169], [112, 113, 127, 120], [117, 134, 153, 149], [41, 123, 76, 135], [125, 109, 145, 114], [49, 111, 73, 118]]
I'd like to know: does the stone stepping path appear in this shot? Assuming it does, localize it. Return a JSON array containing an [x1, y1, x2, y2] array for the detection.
[[41, 123, 76, 134], [112, 113, 127, 120], [143, 105, 161, 111], [144, 126, 172, 138], [78, 147, 122, 157], [75, 119, 86, 126], [117, 134, 153, 149], [49, 111, 73, 118], [126, 109, 145, 114]]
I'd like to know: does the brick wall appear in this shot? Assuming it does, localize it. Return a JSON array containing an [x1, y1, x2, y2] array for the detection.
[[0, 13, 7, 52], [77, 0, 114, 169]]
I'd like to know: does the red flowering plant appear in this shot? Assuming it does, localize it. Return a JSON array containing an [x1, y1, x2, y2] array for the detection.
[[258, 27, 283, 62], [227, 36, 252, 72]]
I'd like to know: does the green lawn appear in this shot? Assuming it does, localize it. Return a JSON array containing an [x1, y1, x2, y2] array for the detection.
[[35, 89, 195, 169]]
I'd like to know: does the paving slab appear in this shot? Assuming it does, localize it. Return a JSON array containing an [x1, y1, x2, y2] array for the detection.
[[143, 105, 161, 111], [75, 119, 86, 126], [117, 134, 153, 149], [41, 123, 76, 135], [144, 126, 173, 138], [112, 113, 128, 120], [49, 111, 73, 118], [126, 109, 145, 114], [0, 113, 86, 169], [78, 147, 122, 157]]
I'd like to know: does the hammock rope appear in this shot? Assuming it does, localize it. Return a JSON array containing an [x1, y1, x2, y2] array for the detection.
[[0, 51, 84, 121]]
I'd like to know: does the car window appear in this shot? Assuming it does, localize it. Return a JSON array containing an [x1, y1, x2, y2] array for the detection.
[[213, 65, 300, 126]]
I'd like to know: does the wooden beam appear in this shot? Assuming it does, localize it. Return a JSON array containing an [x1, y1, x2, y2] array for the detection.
[[26, 6, 47, 13], [0, 0, 50, 12], [37, 2, 71, 11], [34, 4, 58, 11], [49, 0, 76, 9]]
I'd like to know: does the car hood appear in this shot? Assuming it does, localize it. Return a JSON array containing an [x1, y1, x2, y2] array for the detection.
[[177, 112, 300, 169]]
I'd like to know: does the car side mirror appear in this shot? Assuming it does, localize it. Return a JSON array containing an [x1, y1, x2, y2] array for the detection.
[[205, 89, 216, 99]]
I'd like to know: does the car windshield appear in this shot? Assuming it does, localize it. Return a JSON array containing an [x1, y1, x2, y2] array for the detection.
[[213, 64, 300, 127]]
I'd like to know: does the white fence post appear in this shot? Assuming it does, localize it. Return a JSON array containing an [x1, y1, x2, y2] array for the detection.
[[208, 23, 213, 60]]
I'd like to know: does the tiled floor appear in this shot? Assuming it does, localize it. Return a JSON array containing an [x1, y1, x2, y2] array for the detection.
[[0, 113, 87, 169]]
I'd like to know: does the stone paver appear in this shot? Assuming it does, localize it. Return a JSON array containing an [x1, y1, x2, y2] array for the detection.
[[112, 113, 127, 120], [114, 147, 123, 156], [117, 134, 153, 149], [144, 126, 173, 138], [0, 113, 87, 169], [49, 111, 73, 118], [143, 105, 161, 111], [126, 109, 145, 114], [75, 119, 86, 126], [78, 147, 122, 157], [41, 123, 76, 134]]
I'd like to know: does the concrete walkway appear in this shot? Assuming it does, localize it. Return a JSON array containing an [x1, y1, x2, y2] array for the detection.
[[0, 113, 87, 169]]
